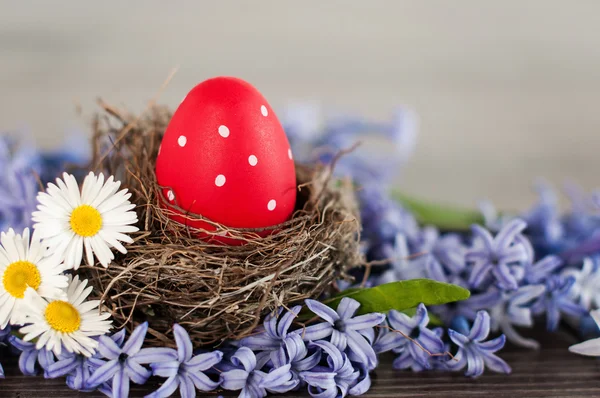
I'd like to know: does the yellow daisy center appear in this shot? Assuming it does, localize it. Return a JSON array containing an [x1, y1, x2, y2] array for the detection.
[[70, 205, 103, 237], [45, 301, 81, 333], [2, 261, 41, 299]]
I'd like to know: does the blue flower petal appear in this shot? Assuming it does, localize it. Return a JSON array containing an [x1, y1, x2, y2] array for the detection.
[[469, 261, 492, 288], [392, 351, 414, 370], [277, 306, 302, 337], [344, 313, 386, 331], [98, 335, 122, 360], [445, 349, 466, 371], [151, 360, 179, 378], [420, 327, 444, 350], [301, 323, 334, 342], [310, 341, 344, 371], [307, 384, 338, 398], [134, 348, 178, 365], [329, 329, 347, 351], [231, 347, 257, 373], [220, 368, 249, 390], [448, 329, 470, 348], [337, 298, 361, 320], [499, 244, 528, 264], [407, 339, 432, 370], [125, 359, 151, 385], [471, 225, 495, 252], [173, 324, 193, 363], [464, 349, 484, 377], [468, 311, 491, 342], [482, 352, 512, 374], [179, 374, 195, 398], [261, 364, 297, 393], [45, 357, 77, 379], [38, 349, 56, 370], [187, 369, 220, 392], [305, 300, 339, 324], [185, 350, 223, 372], [346, 329, 378, 370], [478, 335, 506, 352], [295, 348, 322, 372], [349, 362, 371, 396], [65, 360, 87, 391], [19, 347, 40, 376], [9, 336, 33, 351], [491, 262, 518, 290], [88, 360, 121, 388], [112, 367, 130, 398], [300, 371, 337, 390], [387, 310, 417, 335], [146, 374, 179, 398], [495, 219, 527, 250], [264, 310, 280, 338], [122, 322, 148, 356], [110, 329, 127, 347], [240, 333, 280, 351], [282, 333, 306, 363], [373, 329, 404, 354]]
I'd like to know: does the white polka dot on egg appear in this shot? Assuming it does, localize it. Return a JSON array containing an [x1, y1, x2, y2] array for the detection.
[[261, 105, 268, 117], [167, 190, 175, 201], [248, 155, 258, 166], [215, 174, 226, 187], [268, 200, 277, 211], [178, 135, 187, 147], [218, 125, 230, 138], [288, 148, 293, 160]]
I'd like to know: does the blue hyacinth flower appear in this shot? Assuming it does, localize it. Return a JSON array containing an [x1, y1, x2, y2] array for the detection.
[[302, 298, 386, 370], [446, 311, 511, 377], [147, 324, 222, 398]]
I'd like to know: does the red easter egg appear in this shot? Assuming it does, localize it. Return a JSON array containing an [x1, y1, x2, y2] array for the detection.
[[156, 76, 297, 242]]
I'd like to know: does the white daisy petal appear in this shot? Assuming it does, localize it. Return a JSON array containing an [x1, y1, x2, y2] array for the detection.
[[97, 190, 131, 214], [0, 297, 15, 328], [68, 275, 83, 298], [90, 176, 120, 208], [84, 238, 95, 267], [87, 173, 105, 204], [98, 231, 127, 254], [81, 172, 98, 204]]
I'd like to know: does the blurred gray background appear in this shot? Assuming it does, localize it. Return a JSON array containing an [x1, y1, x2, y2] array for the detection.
[[1, 1, 599, 210]]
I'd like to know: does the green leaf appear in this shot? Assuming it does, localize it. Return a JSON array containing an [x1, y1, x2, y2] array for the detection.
[[392, 191, 485, 231], [324, 279, 470, 316]]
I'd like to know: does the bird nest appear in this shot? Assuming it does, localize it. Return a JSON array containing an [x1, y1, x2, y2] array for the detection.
[[80, 101, 363, 347]]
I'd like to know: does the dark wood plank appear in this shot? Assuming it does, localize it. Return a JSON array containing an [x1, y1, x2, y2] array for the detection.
[[1, 327, 599, 397]]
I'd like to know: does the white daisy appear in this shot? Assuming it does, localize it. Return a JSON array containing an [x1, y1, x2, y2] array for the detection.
[[32, 172, 139, 270], [20, 275, 112, 357], [0, 228, 68, 328]]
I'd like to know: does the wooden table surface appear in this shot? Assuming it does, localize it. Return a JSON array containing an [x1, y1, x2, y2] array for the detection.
[[2, 327, 599, 398]]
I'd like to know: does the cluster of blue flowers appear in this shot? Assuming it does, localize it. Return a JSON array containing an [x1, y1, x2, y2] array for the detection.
[[0, 296, 508, 398], [283, 105, 600, 349]]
